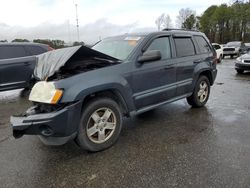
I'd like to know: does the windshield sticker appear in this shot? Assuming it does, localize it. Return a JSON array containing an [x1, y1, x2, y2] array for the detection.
[[124, 36, 141, 41], [128, 40, 138, 46]]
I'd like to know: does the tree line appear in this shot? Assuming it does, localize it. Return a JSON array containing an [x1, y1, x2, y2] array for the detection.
[[156, 1, 250, 43], [0, 39, 84, 49]]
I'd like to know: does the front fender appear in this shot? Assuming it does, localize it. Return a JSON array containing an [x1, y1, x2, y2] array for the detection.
[[55, 73, 135, 112]]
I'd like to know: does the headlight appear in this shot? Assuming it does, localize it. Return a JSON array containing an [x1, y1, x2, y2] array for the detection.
[[236, 57, 243, 63], [29, 81, 63, 104]]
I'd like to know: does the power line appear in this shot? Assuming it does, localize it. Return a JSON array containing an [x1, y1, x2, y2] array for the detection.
[[75, 4, 80, 42]]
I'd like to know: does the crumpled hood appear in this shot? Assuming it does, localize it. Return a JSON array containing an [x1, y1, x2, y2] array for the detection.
[[34, 45, 119, 80]]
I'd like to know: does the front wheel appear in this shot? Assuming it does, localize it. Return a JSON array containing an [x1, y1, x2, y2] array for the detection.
[[75, 98, 122, 152], [187, 76, 210, 108]]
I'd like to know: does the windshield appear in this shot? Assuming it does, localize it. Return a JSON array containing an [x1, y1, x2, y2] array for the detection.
[[92, 36, 143, 60], [226, 42, 241, 47], [212, 44, 221, 50]]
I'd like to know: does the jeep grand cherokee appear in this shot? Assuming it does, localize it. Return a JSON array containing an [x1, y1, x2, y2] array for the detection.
[[11, 29, 217, 152]]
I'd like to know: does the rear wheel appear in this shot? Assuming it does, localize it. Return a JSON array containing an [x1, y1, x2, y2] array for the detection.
[[236, 69, 244, 74], [75, 98, 122, 152], [187, 76, 210, 108]]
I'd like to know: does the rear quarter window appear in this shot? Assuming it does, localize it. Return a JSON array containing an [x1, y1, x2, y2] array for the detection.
[[0, 46, 27, 59], [195, 36, 211, 54], [174, 37, 195, 57]]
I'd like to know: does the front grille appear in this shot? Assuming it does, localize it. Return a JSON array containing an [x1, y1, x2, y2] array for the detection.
[[244, 60, 250, 63], [223, 48, 235, 51]]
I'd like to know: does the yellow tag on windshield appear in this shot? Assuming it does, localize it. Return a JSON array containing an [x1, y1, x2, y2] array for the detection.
[[128, 40, 137, 46]]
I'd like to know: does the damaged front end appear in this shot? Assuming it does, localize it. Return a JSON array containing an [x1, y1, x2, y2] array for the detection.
[[11, 45, 120, 145], [11, 100, 82, 145], [34, 45, 121, 81]]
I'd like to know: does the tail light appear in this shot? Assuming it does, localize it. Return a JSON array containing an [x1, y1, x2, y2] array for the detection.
[[48, 46, 54, 51]]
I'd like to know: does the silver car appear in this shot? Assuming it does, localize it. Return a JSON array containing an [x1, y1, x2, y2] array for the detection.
[[235, 52, 250, 74]]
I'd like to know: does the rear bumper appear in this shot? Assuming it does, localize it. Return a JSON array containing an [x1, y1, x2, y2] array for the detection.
[[235, 63, 250, 70], [10, 101, 82, 145]]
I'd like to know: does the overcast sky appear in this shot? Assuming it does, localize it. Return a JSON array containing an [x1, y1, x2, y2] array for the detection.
[[0, 0, 229, 44]]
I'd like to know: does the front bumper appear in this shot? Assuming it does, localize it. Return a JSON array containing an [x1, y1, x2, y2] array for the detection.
[[10, 101, 82, 145], [223, 51, 238, 56], [235, 62, 250, 71]]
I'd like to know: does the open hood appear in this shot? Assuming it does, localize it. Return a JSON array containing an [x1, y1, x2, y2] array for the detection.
[[34, 45, 119, 80]]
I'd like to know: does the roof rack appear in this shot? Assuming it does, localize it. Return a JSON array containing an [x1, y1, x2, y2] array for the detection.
[[163, 28, 200, 32]]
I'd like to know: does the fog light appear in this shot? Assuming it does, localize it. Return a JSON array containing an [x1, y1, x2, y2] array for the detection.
[[40, 126, 54, 136]]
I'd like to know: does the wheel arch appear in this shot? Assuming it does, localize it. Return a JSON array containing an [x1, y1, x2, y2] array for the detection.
[[199, 70, 214, 86], [81, 89, 131, 117]]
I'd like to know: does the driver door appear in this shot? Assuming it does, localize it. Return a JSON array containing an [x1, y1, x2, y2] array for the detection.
[[132, 36, 176, 110]]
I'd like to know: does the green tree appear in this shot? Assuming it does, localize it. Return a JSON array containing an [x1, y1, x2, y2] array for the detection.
[[182, 14, 196, 29], [212, 4, 231, 43], [176, 8, 196, 28], [73, 41, 85, 46], [12, 39, 29, 42], [199, 2, 250, 43], [200, 5, 218, 42], [33, 39, 65, 49]]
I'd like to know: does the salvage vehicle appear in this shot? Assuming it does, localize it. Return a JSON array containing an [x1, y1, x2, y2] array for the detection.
[[11, 29, 217, 152], [222, 41, 247, 59], [212, 43, 223, 63], [235, 52, 250, 74], [0, 43, 52, 91]]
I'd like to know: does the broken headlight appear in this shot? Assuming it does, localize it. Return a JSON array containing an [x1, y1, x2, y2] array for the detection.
[[29, 81, 63, 104]]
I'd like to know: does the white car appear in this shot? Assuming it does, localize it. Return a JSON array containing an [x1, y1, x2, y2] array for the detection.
[[212, 43, 223, 63]]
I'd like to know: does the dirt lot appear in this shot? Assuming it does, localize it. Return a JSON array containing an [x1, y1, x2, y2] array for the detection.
[[0, 59, 250, 188]]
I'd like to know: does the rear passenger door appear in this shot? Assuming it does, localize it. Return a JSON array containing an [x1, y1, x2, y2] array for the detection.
[[173, 36, 199, 96], [0, 45, 33, 90], [132, 36, 176, 110]]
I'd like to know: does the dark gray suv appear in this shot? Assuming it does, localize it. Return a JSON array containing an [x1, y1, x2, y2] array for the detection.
[[0, 43, 52, 91], [11, 30, 217, 152]]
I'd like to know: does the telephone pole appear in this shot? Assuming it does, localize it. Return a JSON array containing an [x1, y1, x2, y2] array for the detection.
[[75, 4, 80, 42]]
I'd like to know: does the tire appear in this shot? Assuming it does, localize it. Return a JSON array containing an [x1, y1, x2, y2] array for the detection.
[[20, 88, 31, 98], [218, 55, 222, 63], [236, 69, 244, 74], [186, 76, 210, 108], [75, 98, 123, 152], [222, 55, 225, 59], [230, 55, 234, 59]]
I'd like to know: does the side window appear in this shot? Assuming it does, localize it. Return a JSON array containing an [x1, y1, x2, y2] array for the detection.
[[213, 45, 221, 50], [174, 37, 195, 57], [0, 46, 27, 59], [146, 37, 171, 60], [194, 36, 211, 54], [25, 46, 46, 55]]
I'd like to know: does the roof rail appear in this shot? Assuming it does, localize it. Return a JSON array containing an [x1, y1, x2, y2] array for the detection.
[[163, 28, 200, 32]]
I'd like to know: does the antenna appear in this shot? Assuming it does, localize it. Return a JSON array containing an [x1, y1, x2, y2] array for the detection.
[[75, 4, 80, 42]]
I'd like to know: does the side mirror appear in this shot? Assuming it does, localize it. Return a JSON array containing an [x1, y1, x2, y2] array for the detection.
[[138, 50, 161, 63]]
